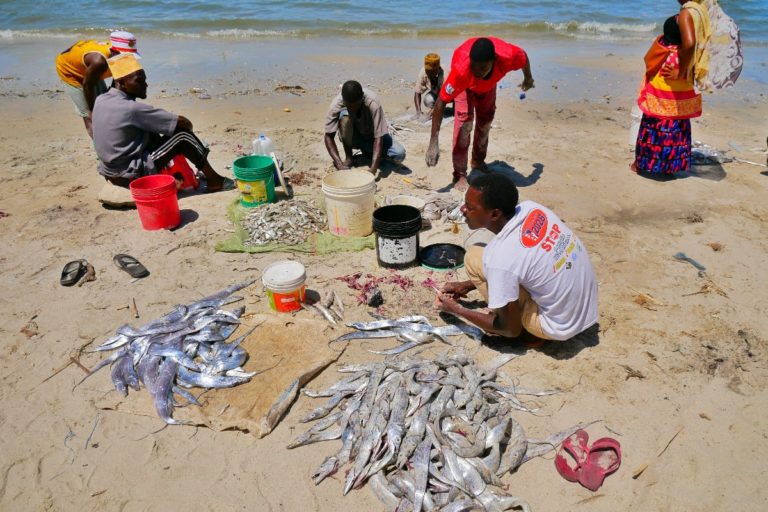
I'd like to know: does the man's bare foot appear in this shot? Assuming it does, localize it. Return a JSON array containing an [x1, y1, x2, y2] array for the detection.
[[453, 176, 469, 192], [629, 162, 639, 174]]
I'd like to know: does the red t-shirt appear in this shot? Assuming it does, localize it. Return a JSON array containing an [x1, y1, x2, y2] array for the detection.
[[439, 37, 527, 102]]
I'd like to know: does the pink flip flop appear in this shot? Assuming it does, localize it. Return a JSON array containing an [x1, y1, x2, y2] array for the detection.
[[579, 437, 622, 491], [555, 429, 590, 482]]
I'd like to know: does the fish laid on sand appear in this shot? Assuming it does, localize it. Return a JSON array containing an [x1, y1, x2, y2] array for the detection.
[[289, 352, 583, 511], [306, 290, 345, 325], [332, 314, 483, 354]]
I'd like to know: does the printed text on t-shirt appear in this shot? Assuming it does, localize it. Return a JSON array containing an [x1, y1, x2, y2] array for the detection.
[[520, 209, 548, 248]]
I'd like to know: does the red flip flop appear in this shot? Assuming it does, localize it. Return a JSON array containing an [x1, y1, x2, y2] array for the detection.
[[579, 437, 622, 491], [555, 429, 590, 482]]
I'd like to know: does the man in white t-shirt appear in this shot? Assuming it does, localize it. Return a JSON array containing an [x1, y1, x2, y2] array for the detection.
[[436, 173, 598, 341]]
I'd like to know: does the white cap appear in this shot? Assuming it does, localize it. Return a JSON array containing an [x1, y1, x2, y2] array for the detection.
[[110, 31, 141, 58]]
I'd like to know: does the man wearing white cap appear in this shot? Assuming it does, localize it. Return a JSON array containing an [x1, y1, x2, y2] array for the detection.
[[55, 31, 140, 138]]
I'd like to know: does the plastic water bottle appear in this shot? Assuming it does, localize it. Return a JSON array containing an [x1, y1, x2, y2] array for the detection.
[[252, 134, 274, 156], [252, 134, 281, 186]]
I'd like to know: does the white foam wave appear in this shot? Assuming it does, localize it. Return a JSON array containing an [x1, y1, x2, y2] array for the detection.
[[547, 20, 658, 35], [0, 29, 77, 39], [204, 28, 300, 38]]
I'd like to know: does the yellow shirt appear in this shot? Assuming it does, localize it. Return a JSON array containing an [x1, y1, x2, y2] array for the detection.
[[55, 40, 112, 87]]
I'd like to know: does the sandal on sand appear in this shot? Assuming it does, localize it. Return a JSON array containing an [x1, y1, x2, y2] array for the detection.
[[579, 437, 621, 491], [60, 259, 87, 287], [555, 430, 621, 491], [113, 254, 150, 278], [555, 429, 591, 482]]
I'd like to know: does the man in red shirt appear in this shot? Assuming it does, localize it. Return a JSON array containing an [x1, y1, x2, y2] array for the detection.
[[425, 37, 534, 190]]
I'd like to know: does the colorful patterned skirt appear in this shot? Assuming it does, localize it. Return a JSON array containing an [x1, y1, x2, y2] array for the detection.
[[634, 115, 691, 175]]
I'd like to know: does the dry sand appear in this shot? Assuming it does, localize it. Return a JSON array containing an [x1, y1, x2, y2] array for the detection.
[[1, 36, 767, 511]]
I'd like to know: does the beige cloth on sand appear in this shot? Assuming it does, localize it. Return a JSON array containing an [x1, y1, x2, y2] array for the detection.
[[98, 180, 135, 208]]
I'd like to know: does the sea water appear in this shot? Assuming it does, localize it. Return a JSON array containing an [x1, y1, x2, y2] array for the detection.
[[1, 0, 766, 46]]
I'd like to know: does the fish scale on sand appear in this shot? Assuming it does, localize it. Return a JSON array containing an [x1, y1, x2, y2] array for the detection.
[[288, 352, 589, 511], [80, 280, 263, 424]]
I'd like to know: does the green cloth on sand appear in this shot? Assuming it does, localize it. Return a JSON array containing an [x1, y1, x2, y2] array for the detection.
[[215, 198, 375, 254]]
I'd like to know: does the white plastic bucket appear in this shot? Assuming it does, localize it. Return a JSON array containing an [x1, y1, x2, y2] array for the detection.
[[262, 260, 306, 313], [321, 170, 376, 237], [389, 195, 426, 212]]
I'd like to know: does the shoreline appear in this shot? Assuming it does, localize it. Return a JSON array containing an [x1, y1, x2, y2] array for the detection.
[[2, 35, 766, 103]]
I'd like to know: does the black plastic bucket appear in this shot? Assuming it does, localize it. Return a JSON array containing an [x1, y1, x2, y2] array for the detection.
[[372, 205, 422, 268]]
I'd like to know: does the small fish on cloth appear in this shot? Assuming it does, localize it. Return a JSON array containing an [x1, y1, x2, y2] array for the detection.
[[243, 199, 325, 246]]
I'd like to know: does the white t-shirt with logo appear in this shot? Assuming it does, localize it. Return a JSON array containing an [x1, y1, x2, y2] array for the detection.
[[483, 200, 598, 340]]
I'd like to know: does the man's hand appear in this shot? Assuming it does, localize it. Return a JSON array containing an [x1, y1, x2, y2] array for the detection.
[[334, 159, 352, 170], [520, 75, 535, 92], [176, 115, 193, 132], [441, 281, 473, 298], [660, 65, 684, 80], [434, 293, 461, 315], [426, 139, 440, 167]]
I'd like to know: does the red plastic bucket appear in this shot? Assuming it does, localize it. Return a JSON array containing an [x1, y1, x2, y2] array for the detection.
[[129, 174, 180, 230], [160, 154, 199, 191]]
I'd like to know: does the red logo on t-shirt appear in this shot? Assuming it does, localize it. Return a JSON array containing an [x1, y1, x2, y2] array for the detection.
[[520, 209, 548, 248]]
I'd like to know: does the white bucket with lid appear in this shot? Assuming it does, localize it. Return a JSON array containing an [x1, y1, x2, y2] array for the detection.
[[262, 260, 306, 312], [321, 170, 376, 237]]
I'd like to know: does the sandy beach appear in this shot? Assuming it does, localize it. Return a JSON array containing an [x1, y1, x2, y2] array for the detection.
[[1, 34, 767, 511]]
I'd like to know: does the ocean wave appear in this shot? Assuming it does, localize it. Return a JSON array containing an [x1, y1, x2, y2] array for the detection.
[[204, 28, 300, 38], [0, 29, 79, 39], [547, 21, 658, 35]]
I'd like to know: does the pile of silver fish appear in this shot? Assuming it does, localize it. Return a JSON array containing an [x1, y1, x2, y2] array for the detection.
[[290, 352, 590, 511], [80, 280, 259, 425], [243, 199, 326, 246], [334, 315, 484, 356]]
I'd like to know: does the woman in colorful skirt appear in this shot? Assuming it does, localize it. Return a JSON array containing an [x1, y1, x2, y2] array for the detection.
[[632, 10, 701, 175], [632, 0, 743, 176]]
